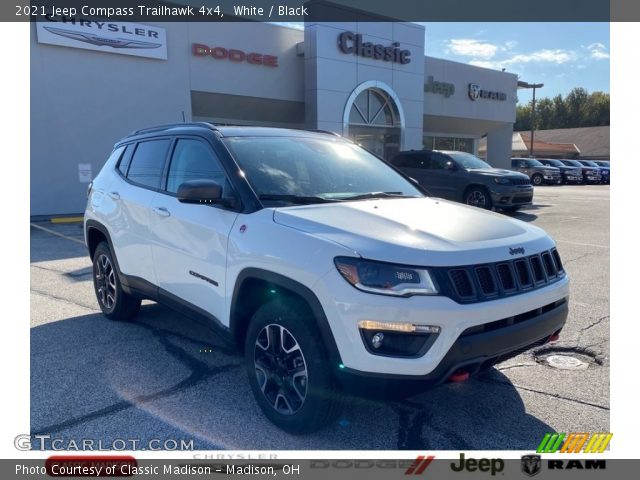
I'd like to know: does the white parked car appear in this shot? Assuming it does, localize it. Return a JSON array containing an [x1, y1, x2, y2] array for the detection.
[[85, 123, 569, 433]]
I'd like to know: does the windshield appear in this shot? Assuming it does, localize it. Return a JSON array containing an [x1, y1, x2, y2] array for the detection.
[[543, 159, 565, 167], [580, 160, 599, 167], [447, 152, 491, 169], [525, 159, 544, 167], [223, 136, 423, 205], [595, 161, 610, 167], [562, 160, 582, 167]]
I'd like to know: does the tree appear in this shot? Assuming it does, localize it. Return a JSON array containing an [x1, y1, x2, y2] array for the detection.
[[515, 88, 609, 130]]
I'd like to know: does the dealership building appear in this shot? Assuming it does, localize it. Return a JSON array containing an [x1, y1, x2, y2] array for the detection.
[[31, 20, 518, 216]]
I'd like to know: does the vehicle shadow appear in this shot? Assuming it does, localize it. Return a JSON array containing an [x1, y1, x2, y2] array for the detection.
[[31, 303, 554, 450]]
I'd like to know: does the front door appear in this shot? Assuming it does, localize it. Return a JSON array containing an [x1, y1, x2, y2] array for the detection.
[[148, 137, 239, 324]]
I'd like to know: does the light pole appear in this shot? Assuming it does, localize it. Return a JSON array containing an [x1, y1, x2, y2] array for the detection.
[[518, 81, 544, 157]]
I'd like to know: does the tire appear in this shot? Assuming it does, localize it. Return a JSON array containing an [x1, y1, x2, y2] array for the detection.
[[531, 174, 544, 186], [464, 186, 493, 210], [244, 299, 341, 434], [92, 241, 141, 320]]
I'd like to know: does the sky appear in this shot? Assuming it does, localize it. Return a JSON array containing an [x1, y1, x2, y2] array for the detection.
[[275, 22, 610, 104], [420, 23, 610, 102]]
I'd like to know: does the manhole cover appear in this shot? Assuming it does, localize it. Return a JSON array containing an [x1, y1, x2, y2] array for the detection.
[[534, 346, 602, 370], [545, 354, 588, 370]]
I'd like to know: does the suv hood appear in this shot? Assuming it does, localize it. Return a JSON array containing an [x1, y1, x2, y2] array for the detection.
[[273, 197, 553, 266], [467, 168, 528, 179]]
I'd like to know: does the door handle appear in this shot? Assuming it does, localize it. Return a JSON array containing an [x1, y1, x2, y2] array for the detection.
[[153, 207, 171, 217], [108, 191, 120, 200]]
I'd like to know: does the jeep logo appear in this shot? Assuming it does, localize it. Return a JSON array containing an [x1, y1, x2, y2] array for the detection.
[[509, 247, 525, 255]]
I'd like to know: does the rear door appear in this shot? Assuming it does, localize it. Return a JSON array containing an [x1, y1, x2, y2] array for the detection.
[[110, 138, 171, 284], [148, 137, 239, 324], [394, 153, 443, 195], [423, 152, 461, 200]]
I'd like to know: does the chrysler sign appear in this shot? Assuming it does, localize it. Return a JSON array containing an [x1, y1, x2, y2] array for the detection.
[[36, 18, 167, 60]]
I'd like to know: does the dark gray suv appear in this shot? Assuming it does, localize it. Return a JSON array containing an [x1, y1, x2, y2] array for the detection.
[[511, 158, 562, 185], [391, 150, 533, 211]]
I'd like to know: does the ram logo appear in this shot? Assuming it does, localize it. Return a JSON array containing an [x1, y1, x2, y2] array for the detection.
[[509, 247, 525, 255], [468, 83, 481, 101]]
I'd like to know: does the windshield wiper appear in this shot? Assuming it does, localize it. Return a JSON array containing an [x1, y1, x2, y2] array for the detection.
[[258, 194, 340, 205], [338, 191, 412, 201]]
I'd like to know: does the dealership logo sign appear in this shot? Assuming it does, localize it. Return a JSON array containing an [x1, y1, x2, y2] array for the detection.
[[43, 26, 161, 49], [338, 31, 411, 64], [35, 19, 167, 59], [425, 76, 455, 98], [192, 43, 278, 67], [468, 83, 507, 101]]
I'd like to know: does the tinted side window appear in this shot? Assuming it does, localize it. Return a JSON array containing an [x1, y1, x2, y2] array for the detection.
[[403, 154, 428, 169], [392, 154, 410, 167], [116, 144, 133, 175], [166, 139, 227, 193], [127, 139, 171, 189], [430, 153, 450, 170]]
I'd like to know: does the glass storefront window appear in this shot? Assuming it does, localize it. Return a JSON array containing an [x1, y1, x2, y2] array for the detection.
[[423, 135, 475, 153], [434, 137, 455, 150]]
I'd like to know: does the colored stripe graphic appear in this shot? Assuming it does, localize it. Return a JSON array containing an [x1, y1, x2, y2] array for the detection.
[[538, 432, 612, 453], [405, 455, 435, 475], [537, 433, 566, 453]]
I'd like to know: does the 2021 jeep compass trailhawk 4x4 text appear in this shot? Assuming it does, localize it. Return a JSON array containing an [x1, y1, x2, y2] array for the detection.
[[85, 123, 569, 433]]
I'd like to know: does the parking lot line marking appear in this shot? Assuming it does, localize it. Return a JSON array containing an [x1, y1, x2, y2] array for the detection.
[[51, 216, 84, 224], [30, 223, 85, 245], [555, 239, 609, 249]]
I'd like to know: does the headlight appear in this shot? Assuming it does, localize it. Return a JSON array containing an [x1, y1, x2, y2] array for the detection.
[[494, 178, 513, 185], [334, 257, 438, 296]]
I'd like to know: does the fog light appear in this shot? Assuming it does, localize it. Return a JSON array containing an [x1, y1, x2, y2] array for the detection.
[[371, 332, 384, 349]]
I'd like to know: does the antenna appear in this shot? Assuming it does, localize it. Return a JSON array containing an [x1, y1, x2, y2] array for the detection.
[[181, 111, 186, 122]]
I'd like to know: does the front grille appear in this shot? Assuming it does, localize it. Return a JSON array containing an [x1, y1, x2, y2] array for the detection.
[[448, 269, 474, 298], [434, 248, 566, 304], [512, 178, 531, 186]]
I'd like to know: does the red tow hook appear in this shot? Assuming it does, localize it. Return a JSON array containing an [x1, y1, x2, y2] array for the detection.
[[449, 370, 470, 382], [548, 333, 560, 342]]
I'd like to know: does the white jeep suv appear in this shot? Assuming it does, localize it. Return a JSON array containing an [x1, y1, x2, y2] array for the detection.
[[85, 123, 569, 433]]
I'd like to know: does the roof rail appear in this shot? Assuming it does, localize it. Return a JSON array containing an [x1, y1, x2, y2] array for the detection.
[[306, 129, 342, 137], [129, 122, 217, 136]]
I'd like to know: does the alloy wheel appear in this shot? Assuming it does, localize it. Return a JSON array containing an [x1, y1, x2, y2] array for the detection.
[[95, 254, 117, 310], [254, 324, 308, 415], [466, 190, 487, 208]]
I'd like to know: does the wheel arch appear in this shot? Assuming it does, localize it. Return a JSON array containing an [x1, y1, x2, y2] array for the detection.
[[230, 268, 342, 366]]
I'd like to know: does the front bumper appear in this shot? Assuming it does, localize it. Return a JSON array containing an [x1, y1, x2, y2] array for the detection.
[[315, 267, 570, 377], [336, 298, 567, 395], [490, 186, 534, 207], [543, 174, 562, 184], [563, 174, 583, 183]]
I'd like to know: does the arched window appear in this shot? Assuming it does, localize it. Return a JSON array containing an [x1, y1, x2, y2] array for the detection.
[[343, 82, 404, 160], [348, 88, 400, 127]]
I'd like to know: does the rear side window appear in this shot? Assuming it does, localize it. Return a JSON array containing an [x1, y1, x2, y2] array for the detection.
[[398, 154, 428, 169], [116, 144, 133, 175], [127, 139, 171, 189], [166, 139, 227, 193]]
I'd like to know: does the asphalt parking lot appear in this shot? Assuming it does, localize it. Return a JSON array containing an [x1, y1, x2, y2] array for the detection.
[[30, 185, 609, 450]]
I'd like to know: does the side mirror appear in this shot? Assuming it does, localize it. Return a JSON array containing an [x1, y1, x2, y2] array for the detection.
[[177, 179, 228, 205], [446, 161, 457, 171]]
